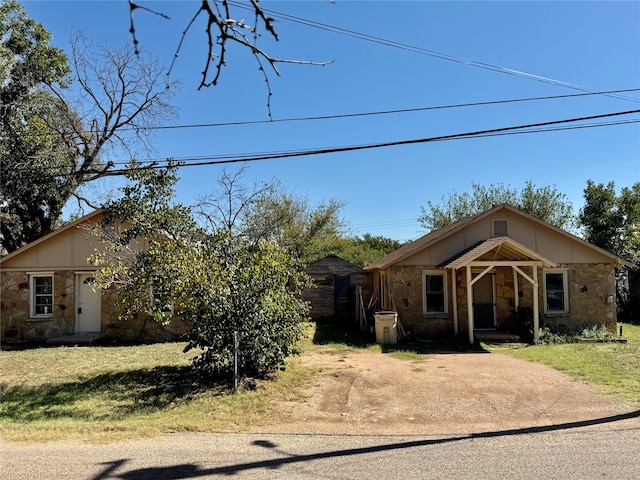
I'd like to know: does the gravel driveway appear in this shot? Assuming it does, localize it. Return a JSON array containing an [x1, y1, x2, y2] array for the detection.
[[261, 350, 637, 435]]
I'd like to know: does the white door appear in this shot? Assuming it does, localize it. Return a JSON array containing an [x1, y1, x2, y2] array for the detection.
[[77, 274, 101, 332]]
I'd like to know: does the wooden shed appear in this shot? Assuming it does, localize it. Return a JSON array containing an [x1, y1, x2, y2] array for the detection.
[[302, 255, 373, 321]]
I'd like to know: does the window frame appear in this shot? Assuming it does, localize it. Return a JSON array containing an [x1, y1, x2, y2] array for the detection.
[[29, 272, 54, 318], [492, 218, 510, 237], [543, 268, 569, 314], [422, 270, 448, 315]]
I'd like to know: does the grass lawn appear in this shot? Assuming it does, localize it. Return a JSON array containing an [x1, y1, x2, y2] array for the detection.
[[0, 340, 317, 443], [492, 321, 640, 408], [2, 321, 638, 443]]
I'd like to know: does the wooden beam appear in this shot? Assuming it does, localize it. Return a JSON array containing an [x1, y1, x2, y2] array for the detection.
[[533, 267, 539, 344], [513, 266, 520, 310], [451, 268, 458, 336], [466, 265, 474, 344]]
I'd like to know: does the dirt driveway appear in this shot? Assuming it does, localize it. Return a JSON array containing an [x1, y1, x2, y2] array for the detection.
[[262, 350, 637, 435]]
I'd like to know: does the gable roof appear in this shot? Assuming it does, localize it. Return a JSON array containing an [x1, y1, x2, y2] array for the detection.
[[365, 204, 630, 270], [439, 236, 558, 269], [0, 209, 104, 265]]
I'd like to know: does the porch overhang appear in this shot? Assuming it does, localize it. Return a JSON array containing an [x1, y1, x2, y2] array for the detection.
[[440, 237, 558, 344]]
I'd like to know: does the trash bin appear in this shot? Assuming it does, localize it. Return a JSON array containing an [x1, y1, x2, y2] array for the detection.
[[374, 311, 398, 344]]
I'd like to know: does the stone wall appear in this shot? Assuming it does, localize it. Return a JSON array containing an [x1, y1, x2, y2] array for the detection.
[[1, 271, 77, 341], [380, 262, 618, 339], [1, 270, 187, 343]]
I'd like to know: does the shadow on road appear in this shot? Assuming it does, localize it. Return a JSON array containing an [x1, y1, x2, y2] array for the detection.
[[91, 409, 640, 479]]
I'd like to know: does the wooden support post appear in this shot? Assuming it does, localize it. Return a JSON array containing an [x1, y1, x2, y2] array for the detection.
[[466, 265, 474, 344], [451, 268, 458, 336]]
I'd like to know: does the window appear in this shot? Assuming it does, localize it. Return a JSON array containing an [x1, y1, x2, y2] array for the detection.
[[492, 219, 509, 237], [30, 274, 53, 317], [544, 269, 568, 313], [423, 271, 447, 314]]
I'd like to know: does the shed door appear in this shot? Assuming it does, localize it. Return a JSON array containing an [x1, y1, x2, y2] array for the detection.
[[334, 275, 350, 317], [473, 273, 495, 329], [77, 274, 101, 332]]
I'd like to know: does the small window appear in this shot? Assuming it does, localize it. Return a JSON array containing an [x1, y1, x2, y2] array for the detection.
[[30, 274, 54, 317], [423, 270, 447, 314], [492, 219, 509, 237], [544, 269, 568, 314]]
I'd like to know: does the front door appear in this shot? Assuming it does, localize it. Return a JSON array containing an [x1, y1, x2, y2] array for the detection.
[[473, 273, 495, 329], [77, 274, 101, 332]]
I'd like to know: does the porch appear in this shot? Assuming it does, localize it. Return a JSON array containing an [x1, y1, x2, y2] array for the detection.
[[473, 329, 521, 344], [441, 236, 558, 344]]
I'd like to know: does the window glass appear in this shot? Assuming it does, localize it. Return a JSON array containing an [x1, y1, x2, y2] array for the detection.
[[545, 271, 566, 312], [33, 276, 53, 315], [424, 273, 446, 313]]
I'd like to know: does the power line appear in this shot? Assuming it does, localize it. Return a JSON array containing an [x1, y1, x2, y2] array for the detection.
[[120, 88, 640, 132], [20, 109, 640, 179], [228, 1, 640, 104]]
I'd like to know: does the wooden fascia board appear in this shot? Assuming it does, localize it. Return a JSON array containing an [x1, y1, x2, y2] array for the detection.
[[455, 260, 556, 268]]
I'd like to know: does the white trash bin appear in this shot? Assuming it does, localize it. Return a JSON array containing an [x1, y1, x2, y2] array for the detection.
[[374, 311, 398, 345]]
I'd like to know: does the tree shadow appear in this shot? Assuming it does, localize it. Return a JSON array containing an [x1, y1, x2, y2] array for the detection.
[[0, 365, 224, 421], [92, 410, 640, 479]]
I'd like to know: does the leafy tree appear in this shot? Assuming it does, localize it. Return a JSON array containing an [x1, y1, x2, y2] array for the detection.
[[418, 181, 575, 231], [578, 181, 640, 317], [1, 0, 71, 253], [91, 162, 309, 381], [579, 181, 640, 267], [336, 234, 404, 268], [1, 2, 176, 254], [195, 167, 347, 264]]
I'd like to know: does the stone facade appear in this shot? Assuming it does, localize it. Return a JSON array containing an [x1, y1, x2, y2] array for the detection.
[[0, 270, 186, 343], [377, 262, 617, 338]]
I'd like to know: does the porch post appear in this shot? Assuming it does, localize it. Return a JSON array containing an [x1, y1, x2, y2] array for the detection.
[[513, 267, 519, 310], [533, 266, 539, 344], [466, 265, 474, 344], [451, 268, 458, 336]]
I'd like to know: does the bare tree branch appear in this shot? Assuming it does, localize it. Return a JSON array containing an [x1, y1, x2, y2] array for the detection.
[[130, 0, 331, 117]]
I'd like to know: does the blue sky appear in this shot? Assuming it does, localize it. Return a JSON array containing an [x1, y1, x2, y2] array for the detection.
[[22, 1, 640, 242]]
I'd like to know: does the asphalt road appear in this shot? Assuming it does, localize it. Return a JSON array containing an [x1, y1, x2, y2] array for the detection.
[[2, 413, 639, 480]]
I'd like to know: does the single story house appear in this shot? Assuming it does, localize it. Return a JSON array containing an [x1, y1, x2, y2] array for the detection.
[[301, 254, 373, 322], [365, 204, 630, 343], [0, 210, 186, 344]]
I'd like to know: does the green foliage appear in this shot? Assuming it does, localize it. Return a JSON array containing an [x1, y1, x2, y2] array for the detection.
[[183, 235, 310, 379], [1, 7, 176, 254], [579, 180, 640, 268], [538, 324, 618, 344], [418, 181, 575, 231], [0, 0, 72, 253], [579, 180, 640, 316], [195, 168, 348, 265], [336, 233, 404, 267], [91, 163, 309, 381], [500, 307, 534, 343]]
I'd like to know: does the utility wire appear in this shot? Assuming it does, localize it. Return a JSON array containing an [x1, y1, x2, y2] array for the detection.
[[117, 88, 640, 132], [228, 1, 640, 104], [21, 109, 640, 179]]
